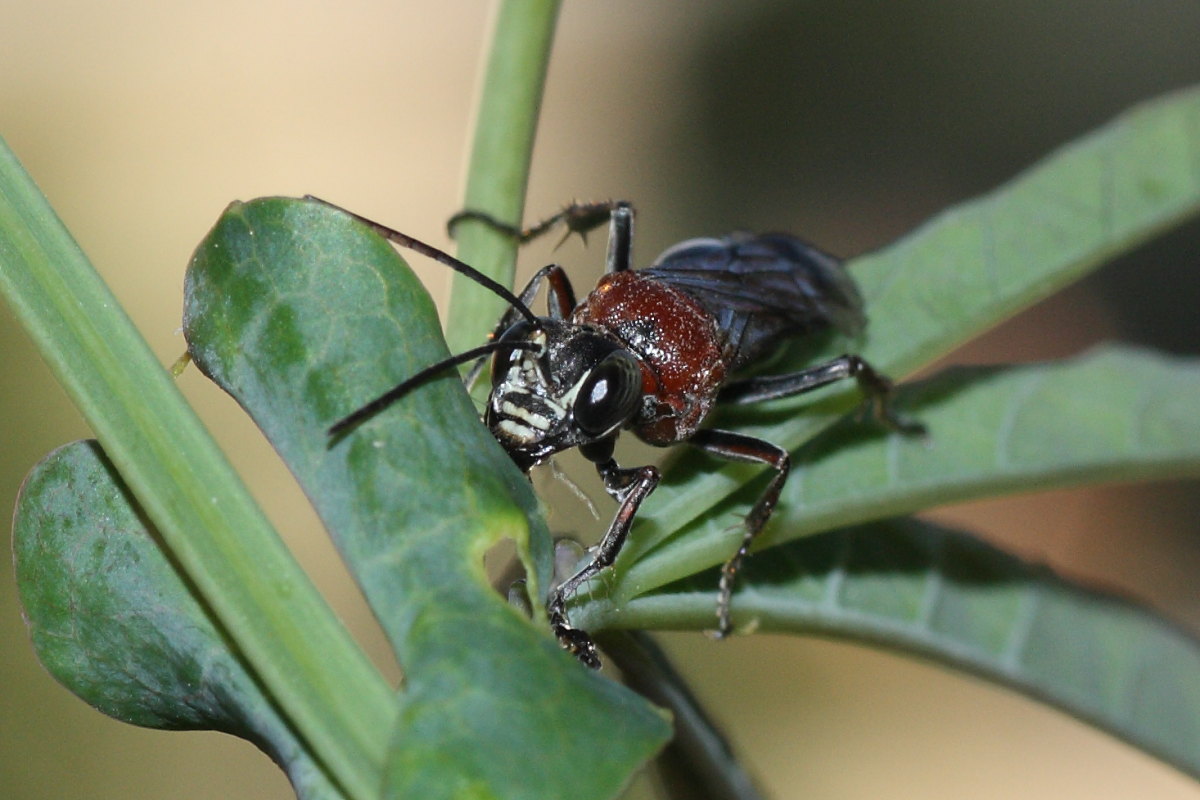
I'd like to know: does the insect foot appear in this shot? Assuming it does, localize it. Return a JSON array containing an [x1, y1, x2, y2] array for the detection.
[[548, 593, 601, 670]]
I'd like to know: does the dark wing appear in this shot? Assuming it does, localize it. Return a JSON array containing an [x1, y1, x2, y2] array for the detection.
[[641, 233, 865, 371]]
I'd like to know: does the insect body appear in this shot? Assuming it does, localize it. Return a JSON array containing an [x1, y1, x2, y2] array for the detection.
[[323, 198, 923, 669]]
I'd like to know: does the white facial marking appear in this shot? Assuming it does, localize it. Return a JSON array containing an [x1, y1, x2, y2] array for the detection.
[[500, 399, 552, 431], [497, 419, 537, 443]]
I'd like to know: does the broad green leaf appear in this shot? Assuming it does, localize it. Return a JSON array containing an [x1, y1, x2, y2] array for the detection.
[[612, 345, 1200, 599], [182, 197, 668, 800], [13, 441, 345, 800], [606, 518, 1200, 781], [0, 138, 391, 800], [623, 83, 1200, 563]]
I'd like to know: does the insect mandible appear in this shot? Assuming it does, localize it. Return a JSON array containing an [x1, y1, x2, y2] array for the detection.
[[319, 197, 925, 669]]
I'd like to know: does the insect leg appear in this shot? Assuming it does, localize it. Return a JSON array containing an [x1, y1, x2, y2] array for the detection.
[[604, 201, 634, 274], [688, 429, 790, 638], [447, 200, 634, 252], [534, 264, 578, 320], [718, 354, 926, 435], [547, 458, 661, 669]]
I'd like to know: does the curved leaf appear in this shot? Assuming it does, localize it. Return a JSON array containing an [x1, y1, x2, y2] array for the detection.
[[182, 197, 668, 800], [617, 346, 1200, 597], [623, 83, 1200, 563], [604, 517, 1200, 780], [13, 441, 345, 800]]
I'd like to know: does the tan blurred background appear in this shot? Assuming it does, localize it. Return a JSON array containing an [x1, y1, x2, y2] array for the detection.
[[3, 2, 1200, 798]]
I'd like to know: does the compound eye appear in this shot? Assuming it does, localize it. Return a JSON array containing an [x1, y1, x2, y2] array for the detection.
[[573, 351, 642, 438]]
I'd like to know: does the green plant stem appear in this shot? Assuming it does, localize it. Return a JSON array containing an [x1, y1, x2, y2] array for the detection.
[[600, 631, 765, 800], [0, 139, 392, 800], [445, 0, 561, 354]]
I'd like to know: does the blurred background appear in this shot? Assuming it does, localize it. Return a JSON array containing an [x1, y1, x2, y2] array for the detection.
[[3, 2, 1200, 798]]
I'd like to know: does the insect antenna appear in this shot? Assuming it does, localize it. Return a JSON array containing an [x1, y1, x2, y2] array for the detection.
[[328, 339, 542, 437], [304, 195, 540, 328]]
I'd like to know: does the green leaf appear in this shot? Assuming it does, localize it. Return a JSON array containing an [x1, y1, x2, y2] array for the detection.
[[182, 197, 669, 800], [611, 517, 1200, 781], [614, 346, 1200, 598], [620, 83, 1200, 564], [13, 441, 346, 800], [0, 138, 392, 800]]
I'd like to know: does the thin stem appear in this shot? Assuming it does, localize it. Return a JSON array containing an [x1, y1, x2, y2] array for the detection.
[[445, 0, 562, 355], [599, 631, 766, 800]]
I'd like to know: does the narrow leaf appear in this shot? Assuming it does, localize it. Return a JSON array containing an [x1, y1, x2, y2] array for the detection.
[[618, 345, 1200, 597], [608, 517, 1200, 781]]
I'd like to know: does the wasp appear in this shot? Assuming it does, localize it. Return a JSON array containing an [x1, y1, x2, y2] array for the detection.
[[321, 198, 924, 669]]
